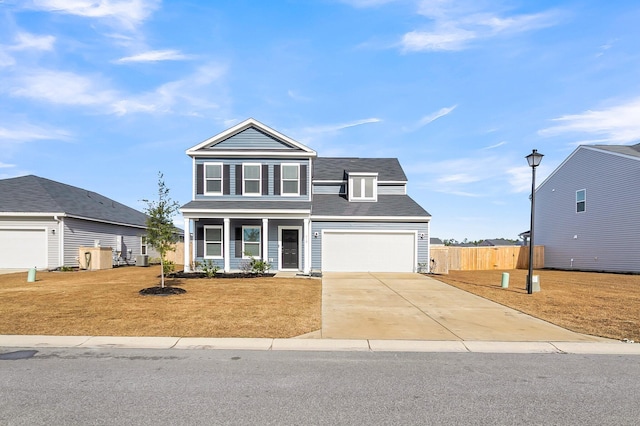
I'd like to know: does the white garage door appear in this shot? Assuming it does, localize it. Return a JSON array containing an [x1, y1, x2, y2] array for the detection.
[[322, 231, 416, 272], [0, 229, 47, 269]]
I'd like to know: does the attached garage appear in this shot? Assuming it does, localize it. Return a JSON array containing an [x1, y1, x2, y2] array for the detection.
[[0, 228, 47, 269], [322, 230, 416, 272]]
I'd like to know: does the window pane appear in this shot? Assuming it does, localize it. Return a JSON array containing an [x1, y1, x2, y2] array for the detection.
[[283, 180, 298, 194], [577, 201, 585, 213], [352, 178, 362, 197], [282, 165, 298, 179], [206, 164, 221, 178], [244, 165, 260, 179], [243, 228, 260, 242], [244, 242, 260, 257], [245, 181, 259, 194], [576, 190, 585, 202], [206, 243, 221, 257], [206, 180, 221, 193], [205, 228, 221, 241], [364, 177, 374, 198]]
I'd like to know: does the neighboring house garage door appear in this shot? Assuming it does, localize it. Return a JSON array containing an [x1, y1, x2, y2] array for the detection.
[[0, 229, 47, 269], [322, 231, 416, 272]]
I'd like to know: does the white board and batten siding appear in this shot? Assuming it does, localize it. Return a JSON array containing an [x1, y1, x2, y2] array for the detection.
[[535, 146, 640, 273], [0, 217, 60, 269], [63, 217, 144, 267], [311, 221, 429, 272]]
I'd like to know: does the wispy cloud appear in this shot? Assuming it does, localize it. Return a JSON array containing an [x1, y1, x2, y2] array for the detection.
[[10, 32, 56, 51], [115, 49, 192, 63], [539, 97, 640, 144], [400, 1, 559, 52], [25, 0, 160, 30], [301, 118, 382, 134], [340, 0, 399, 7], [482, 141, 507, 150], [287, 90, 311, 102], [0, 123, 71, 144], [0, 161, 16, 168], [404, 105, 456, 131]]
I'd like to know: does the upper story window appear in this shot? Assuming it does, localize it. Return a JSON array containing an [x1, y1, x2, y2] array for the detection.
[[204, 163, 223, 195], [576, 189, 586, 213], [243, 164, 261, 195], [348, 173, 378, 201], [281, 164, 300, 196]]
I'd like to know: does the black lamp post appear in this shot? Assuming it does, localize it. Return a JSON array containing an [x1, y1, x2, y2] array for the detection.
[[525, 149, 544, 294]]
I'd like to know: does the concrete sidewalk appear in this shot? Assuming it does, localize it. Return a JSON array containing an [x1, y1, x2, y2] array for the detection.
[[1, 335, 640, 354], [321, 272, 606, 342]]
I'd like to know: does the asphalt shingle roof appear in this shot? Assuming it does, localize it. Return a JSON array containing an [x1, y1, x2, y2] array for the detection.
[[0, 175, 148, 227], [592, 143, 640, 158], [181, 200, 311, 211], [311, 194, 430, 217], [313, 158, 407, 181]]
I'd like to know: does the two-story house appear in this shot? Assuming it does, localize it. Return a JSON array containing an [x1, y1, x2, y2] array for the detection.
[[180, 118, 431, 274]]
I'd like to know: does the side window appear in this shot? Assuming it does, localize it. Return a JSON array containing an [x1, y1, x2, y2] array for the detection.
[[243, 164, 261, 195], [576, 189, 586, 213], [141, 236, 147, 255], [281, 164, 300, 196], [204, 163, 223, 195]]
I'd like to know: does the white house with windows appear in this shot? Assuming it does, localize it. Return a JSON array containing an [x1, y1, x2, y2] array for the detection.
[[180, 118, 431, 274], [535, 143, 640, 273]]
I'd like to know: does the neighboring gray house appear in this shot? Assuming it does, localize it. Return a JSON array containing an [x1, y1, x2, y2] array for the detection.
[[180, 118, 431, 273], [535, 143, 640, 273], [0, 175, 149, 269]]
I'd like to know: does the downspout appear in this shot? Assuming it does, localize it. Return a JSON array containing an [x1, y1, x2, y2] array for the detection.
[[54, 215, 64, 268]]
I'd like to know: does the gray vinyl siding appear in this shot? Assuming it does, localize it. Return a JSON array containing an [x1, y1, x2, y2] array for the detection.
[[378, 185, 406, 195], [213, 127, 303, 150], [63, 217, 144, 267], [312, 183, 405, 195], [310, 221, 429, 271], [193, 158, 311, 201], [535, 147, 640, 272], [0, 217, 59, 268]]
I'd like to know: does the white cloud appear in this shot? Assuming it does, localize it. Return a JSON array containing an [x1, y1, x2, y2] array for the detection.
[[401, 28, 476, 52], [539, 97, 640, 144], [115, 49, 192, 63], [301, 118, 382, 134], [404, 105, 456, 131], [10, 32, 56, 51], [0, 123, 71, 143], [26, 0, 160, 30], [340, 0, 398, 7], [0, 161, 16, 168], [482, 141, 507, 150]]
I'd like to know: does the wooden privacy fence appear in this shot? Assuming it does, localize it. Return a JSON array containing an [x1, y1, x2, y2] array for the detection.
[[429, 246, 544, 274]]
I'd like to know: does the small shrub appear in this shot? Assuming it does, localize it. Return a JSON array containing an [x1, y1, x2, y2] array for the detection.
[[201, 260, 220, 278], [163, 260, 175, 275], [59, 266, 74, 272], [241, 252, 271, 274]]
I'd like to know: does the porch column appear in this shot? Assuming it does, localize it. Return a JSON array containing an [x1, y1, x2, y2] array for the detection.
[[303, 218, 311, 274], [183, 218, 191, 272], [223, 218, 230, 273], [262, 218, 269, 262]]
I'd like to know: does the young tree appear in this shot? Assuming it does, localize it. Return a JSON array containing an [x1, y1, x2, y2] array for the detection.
[[143, 172, 180, 288]]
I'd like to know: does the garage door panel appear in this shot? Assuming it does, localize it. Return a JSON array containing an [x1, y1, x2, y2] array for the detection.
[[322, 232, 415, 272], [0, 229, 47, 269]]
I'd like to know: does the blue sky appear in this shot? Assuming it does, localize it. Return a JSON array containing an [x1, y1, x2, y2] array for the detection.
[[1, 0, 639, 241]]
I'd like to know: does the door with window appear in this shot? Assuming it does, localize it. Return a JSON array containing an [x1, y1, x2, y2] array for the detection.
[[281, 229, 299, 269]]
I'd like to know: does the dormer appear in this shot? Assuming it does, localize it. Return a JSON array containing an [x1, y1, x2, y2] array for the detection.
[[347, 172, 378, 202]]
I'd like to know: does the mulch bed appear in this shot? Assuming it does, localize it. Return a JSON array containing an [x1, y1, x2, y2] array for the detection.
[[168, 272, 275, 279], [139, 286, 187, 296]]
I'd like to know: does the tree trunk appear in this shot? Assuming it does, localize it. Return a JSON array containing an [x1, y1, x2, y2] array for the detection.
[[160, 257, 165, 288]]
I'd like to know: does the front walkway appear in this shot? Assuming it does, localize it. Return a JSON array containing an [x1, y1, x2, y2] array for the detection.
[[321, 272, 606, 342]]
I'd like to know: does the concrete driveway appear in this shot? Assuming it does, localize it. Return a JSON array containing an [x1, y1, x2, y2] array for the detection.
[[321, 272, 603, 342]]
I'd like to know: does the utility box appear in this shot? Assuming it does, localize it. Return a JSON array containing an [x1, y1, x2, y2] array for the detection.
[[79, 247, 113, 270], [136, 255, 149, 267], [527, 274, 541, 292]]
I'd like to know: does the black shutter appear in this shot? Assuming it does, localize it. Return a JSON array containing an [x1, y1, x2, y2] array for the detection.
[[300, 164, 307, 195], [196, 164, 204, 195], [223, 165, 230, 195], [236, 165, 242, 195], [274, 165, 281, 195], [235, 227, 242, 258], [196, 226, 204, 258], [262, 164, 269, 195]]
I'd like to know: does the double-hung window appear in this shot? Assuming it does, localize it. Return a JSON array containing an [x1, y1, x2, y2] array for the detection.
[[576, 189, 586, 213], [204, 226, 223, 258], [281, 164, 300, 196], [204, 163, 223, 195], [349, 173, 377, 201], [242, 226, 261, 258], [243, 164, 261, 195], [141, 236, 147, 255]]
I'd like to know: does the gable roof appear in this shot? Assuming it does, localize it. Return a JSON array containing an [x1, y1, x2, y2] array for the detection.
[[313, 158, 407, 181], [590, 143, 640, 158], [186, 118, 317, 158], [0, 175, 148, 227]]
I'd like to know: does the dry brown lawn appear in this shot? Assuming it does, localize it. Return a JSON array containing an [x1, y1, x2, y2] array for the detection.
[[435, 269, 640, 342], [0, 266, 321, 338]]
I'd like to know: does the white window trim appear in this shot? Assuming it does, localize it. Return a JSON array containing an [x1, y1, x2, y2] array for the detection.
[[348, 172, 378, 202], [141, 236, 147, 255], [204, 225, 224, 259], [281, 163, 300, 196], [242, 225, 261, 259], [204, 162, 223, 196], [576, 189, 586, 213], [243, 163, 262, 196]]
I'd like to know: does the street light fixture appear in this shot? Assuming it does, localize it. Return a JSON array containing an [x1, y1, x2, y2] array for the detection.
[[525, 149, 543, 294]]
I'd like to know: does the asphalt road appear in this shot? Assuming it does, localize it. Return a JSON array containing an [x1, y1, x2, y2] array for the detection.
[[1, 348, 639, 425]]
